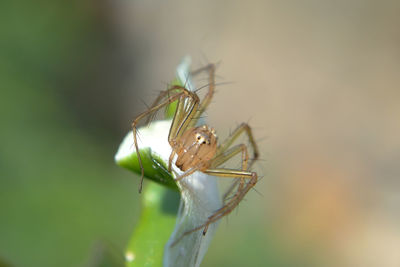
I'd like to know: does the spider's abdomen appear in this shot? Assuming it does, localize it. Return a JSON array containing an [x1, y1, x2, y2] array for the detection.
[[174, 125, 217, 172]]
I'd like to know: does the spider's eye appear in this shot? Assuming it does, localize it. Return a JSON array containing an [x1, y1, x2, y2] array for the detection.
[[202, 141, 206, 145]]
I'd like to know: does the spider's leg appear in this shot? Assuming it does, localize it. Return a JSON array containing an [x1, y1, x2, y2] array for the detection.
[[202, 169, 257, 223], [211, 123, 259, 201], [144, 85, 191, 125], [174, 166, 202, 181], [205, 168, 255, 199], [168, 87, 200, 142], [211, 144, 249, 170], [168, 150, 176, 172], [200, 143, 255, 236], [216, 123, 259, 168], [144, 90, 171, 125], [210, 144, 250, 200], [171, 144, 253, 244], [189, 63, 216, 127], [170, 169, 257, 246], [132, 87, 196, 193]]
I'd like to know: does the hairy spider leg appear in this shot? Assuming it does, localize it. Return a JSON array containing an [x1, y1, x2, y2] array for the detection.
[[170, 170, 257, 246], [170, 169, 257, 246], [189, 64, 215, 127], [216, 123, 260, 169], [203, 168, 257, 223], [144, 64, 215, 126], [208, 123, 259, 226], [171, 153, 257, 244], [201, 171, 257, 227], [211, 144, 250, 199], [132, 86, 199, 193], [213, 123, 260, 199]]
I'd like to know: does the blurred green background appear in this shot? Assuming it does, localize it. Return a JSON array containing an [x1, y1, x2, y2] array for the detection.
[[1, 1, 400, 267]]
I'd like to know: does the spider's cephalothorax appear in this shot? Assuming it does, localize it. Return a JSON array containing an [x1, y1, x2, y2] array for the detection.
[[174, 125, 217, 172]]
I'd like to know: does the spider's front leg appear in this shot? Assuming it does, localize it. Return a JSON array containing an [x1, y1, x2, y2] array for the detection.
[[131, 86, 198, 192], [211, 122, 259, 201], [144, 63, 215, 127], [215, 122, 259, 168], [190, 63, 215, 126]]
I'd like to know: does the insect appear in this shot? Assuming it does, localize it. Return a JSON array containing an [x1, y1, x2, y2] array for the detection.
[[131, 63, 259, 238]]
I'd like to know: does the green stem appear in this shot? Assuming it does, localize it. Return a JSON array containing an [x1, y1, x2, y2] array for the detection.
[[125, 182, 180, 267]]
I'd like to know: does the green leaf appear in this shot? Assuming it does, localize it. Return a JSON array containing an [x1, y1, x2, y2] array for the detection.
[[116, 146, 178, 191]]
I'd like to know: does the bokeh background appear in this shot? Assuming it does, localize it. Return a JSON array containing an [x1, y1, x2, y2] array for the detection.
[[1, 1, 400, 266]]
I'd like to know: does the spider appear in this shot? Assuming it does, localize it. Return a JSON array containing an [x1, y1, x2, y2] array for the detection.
[[131, 63, 259, 239]]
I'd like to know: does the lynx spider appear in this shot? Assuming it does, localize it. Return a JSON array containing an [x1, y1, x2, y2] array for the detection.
[[131, 64, 259, 240]]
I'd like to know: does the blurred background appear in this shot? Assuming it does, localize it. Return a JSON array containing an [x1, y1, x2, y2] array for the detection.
[[1, 0, 400, 266]]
